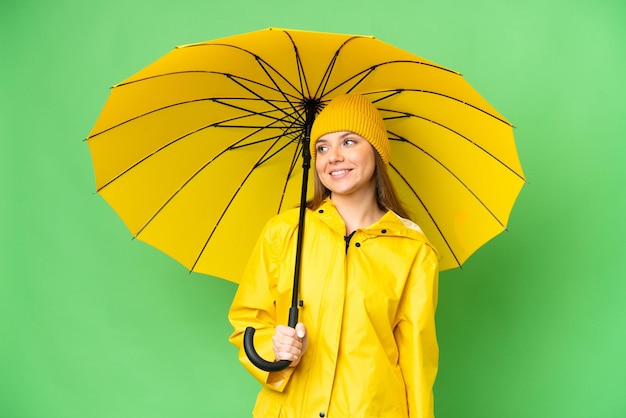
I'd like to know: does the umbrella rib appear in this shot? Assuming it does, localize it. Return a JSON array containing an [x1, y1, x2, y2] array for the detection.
[[211, 101, 305, 154], [321, 60, 457, 96], [210, 95, 304, 128], [228, 128, 299, 150], [283, 31, 311, 100], [223, 73, 301, 122], [96, 109, 298, 193], [253, 107, 305, 165], [384, 109, 524, 181], [114, 70, 299, 104], [314, 51, 340, 99], [279, 30, 350, 102], [389, 161, 462, 268], [189, 105, 307, 272], [252, 58, 305, 121], [273, 118, 306, 214], [311, 35, 375, 99], [388, 131, 508, 229], [343, 68, 376, 95], [182, 42, 305, 109], [234, 105, 303, 165], [87, 96, 293, 140], [319, 60, 514, 125], [190, 131, 297, 272], [277, 140, 303, 213], [373, 88, 513, 128], [108, 68, 305, 132], [133, 119, 293, 243], [254, 135, 300, 168]]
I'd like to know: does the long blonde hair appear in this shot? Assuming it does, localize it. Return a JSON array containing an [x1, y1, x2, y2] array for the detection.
[[306, 151, 411, 220]]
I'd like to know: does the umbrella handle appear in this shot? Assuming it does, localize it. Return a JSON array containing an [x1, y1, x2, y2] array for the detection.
[[243, 327, 292, 372], [243, 306, 299, 372], [243, 104, 314, 373]]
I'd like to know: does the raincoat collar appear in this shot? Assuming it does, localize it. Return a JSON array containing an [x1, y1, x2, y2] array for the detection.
[[312, 198, 430, 242]]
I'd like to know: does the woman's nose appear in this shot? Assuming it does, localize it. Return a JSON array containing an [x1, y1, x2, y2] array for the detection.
[[328, 147, 343, 162]]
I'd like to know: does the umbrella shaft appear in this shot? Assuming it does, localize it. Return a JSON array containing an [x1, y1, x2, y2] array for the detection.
[[289, 103, 317, 322]]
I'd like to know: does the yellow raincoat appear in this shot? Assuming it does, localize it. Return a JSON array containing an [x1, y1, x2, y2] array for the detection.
[[229, 199, 439, 418]]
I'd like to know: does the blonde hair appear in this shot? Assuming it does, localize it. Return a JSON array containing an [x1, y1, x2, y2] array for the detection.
[[306, 151, 411, 221]]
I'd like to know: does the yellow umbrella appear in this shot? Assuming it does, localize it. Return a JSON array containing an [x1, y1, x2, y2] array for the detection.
[[87, 27, 525, 371], [88, 28, 524, 282]]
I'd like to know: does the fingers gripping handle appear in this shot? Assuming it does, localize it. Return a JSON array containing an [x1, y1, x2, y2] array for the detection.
[[243, 306, 299, 372], [243, 327, 292, 372]]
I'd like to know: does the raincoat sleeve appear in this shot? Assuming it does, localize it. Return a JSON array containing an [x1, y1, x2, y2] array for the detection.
[[394, 242, 439, 418], [228, 219, 295, 392]]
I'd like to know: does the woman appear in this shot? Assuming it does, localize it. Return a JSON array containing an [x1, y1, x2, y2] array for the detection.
[[229, 94, 439, 418]]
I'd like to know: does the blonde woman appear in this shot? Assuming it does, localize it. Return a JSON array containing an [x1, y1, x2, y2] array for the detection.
[[229, 94, 439, 418]]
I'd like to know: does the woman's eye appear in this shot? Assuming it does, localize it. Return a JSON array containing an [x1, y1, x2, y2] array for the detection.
[[344, 139, 356, 146], [316, 145, 328, 153]]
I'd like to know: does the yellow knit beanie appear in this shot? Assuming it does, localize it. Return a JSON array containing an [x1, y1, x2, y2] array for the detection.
[[310, 94, 390, 165]]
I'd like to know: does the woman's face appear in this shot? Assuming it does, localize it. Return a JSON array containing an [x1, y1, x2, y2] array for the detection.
[[314, 131, 377, 200]]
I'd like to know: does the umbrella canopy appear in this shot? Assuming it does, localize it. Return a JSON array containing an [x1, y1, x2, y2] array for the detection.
[[87, 27, 525, 283]]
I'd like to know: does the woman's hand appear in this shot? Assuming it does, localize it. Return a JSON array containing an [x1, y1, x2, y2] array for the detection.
[[272, 323, 308, 368]]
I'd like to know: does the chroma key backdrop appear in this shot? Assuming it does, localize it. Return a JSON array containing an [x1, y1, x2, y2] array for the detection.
[[1, 0, 625, 417]]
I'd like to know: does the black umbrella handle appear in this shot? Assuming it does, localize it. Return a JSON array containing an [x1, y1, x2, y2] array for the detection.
[[243, 306, 299, 372]]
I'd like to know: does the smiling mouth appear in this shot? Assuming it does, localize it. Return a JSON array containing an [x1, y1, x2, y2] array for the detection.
[[330, 169, 351, 176]]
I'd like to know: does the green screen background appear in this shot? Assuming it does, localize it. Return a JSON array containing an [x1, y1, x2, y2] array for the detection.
[[2, 0, 625, 417]]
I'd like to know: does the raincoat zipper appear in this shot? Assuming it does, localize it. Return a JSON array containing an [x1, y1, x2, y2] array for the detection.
[[344, 231, 356, 253]]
